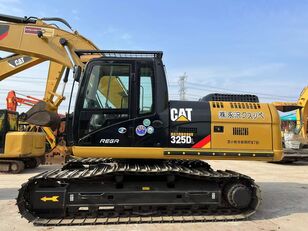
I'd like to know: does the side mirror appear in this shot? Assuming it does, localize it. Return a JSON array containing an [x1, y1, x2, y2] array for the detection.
[[73, 66, 82, 82]]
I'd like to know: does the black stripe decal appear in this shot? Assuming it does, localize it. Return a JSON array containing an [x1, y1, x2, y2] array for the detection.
[[0, 25, 9, 40], [164, 151, 273, 158]]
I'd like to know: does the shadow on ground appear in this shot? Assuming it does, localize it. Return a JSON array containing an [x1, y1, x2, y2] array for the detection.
[[251, 182, 308, 220], [22, 164, 61, 174], [269, 161, 308, 166]]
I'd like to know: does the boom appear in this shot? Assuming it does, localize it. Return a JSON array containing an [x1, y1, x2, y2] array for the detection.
[[0, 14, 100, 112]]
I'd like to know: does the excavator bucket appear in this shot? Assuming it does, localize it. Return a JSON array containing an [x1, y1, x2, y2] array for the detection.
[[22, 101, 61, 131]]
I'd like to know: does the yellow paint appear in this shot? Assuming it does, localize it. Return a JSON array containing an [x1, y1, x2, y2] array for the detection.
[[0, 132, 45, 158], [40, 196, 59, 202], [203, 141, 211, 149], [0, 55, 44, 81], [72, 146, 282, 161], [176, 115, 189, 122], [210, 102, 274, 150], [171, 132, 194, 136], [142, 187, 151, 191]]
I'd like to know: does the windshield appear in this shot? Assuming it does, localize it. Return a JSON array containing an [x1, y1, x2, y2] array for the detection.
[[83, 64, 130, 109]]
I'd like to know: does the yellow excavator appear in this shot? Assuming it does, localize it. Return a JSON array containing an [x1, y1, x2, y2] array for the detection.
[[0, 14, 283, 224], [0, 14, 99, 173], [273, 87, 308, 162]]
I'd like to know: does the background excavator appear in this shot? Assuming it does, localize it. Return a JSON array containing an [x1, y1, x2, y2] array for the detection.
[[0, 54, 74, 168], [6, 90, 40, 111], [0, 14, 99, 173], [0, 14, 283, 224], [5, 90, 69, 165], [273, 87, 308, 162]]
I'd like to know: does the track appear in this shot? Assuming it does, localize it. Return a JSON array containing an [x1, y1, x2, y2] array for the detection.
[[0, 157, 41, 173], [17, 158, 261, 226], [0, 159, 24, 173]]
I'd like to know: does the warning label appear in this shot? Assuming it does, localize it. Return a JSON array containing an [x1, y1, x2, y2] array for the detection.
[[24, 26, 54, 37]]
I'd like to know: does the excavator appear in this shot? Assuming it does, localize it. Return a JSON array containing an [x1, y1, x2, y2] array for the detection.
[[5, 90, 70, 165], [0, 14, 99, 172], [0, 14, 283, 224], [273, 87, 308, 162], [6, 90, 40, 111], [0, 54, 47, 172]]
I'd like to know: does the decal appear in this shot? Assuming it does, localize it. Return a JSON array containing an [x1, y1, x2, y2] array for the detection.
[[118, 127, 127, 134], [170, 132, 194, 137], [24, 26, 54, 37], [135, 125, 147, 136], [170, 108, 192, 122], [40, 196, 59, 202], [8, 56, 32, 68], [192, 135, 211, 148], [227, 140, 260, 145], [143, 119, 151, 127], [99, 139, 120, 144], [171, 136, 193, 144], [147, 126, 154, 134], [0, 25, 9, 40], [218, 111, 265, 120]]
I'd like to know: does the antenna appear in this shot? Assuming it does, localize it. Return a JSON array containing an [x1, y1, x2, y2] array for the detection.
[[178, 73, 187, 101]]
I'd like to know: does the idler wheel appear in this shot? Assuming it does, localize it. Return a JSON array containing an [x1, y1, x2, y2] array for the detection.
[[10, 161, 25, 174], [226, 183, 252, 209]]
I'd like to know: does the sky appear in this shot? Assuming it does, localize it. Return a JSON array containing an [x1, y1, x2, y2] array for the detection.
[[1, 0, 308, 113]]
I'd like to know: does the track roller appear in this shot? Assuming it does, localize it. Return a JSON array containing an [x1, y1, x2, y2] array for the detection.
[[9, 160, 25, 174]]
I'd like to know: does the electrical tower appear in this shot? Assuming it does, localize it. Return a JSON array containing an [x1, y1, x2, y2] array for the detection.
[[178, 73, 187, 100]]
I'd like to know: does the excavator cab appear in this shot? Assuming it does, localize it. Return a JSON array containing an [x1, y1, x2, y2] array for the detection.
[[71, 51, 169, 147]]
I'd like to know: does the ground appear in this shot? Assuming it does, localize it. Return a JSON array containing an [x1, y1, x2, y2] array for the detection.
[[0, 160, 307, 231]]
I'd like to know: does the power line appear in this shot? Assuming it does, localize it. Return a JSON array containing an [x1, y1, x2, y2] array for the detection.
[[178, 73, 187, 101], [186, 82, 297, 99]]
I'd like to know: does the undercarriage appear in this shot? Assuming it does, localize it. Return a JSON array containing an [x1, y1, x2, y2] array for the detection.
[[17, 158, 260, 225], [0, 157, 41, 173]]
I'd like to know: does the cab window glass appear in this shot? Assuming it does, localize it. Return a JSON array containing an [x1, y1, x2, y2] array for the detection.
[[139, 67, 153, 114], [83, 65, 130, 109]]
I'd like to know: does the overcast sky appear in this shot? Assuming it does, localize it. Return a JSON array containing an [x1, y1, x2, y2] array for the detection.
[[1, 0, 308, 113]]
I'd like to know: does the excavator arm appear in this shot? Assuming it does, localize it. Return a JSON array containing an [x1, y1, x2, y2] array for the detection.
[[0, 14, 100, 124], [0, 14, 99, 106], [0, 54, 44, 81], [0, 15, 98, 67], [0, 53, 65, 103]]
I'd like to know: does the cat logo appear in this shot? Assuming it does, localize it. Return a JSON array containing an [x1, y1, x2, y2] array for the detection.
[[8, 56, 32, 68], [170, 108, 192, 122]]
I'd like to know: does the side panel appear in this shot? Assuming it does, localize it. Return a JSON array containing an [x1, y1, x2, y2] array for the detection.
[[169, 101, 211, 148], [2, 132, 45, 158], [269, 103, 283, 161], [210, 102, 273, 151]]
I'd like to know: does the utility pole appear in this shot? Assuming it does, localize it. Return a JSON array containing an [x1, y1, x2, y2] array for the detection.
[[178, 72, 187, 101]]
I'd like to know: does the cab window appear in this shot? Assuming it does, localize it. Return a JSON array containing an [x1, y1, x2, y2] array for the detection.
[[83, 64, 130, 109], [139, 67, 153, 114]]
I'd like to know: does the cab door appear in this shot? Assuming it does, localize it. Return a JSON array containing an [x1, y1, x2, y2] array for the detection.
[[130, 62, 165, 147], [74, 61, 134, 147]]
